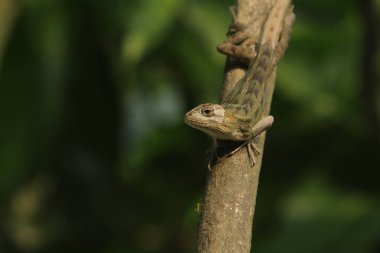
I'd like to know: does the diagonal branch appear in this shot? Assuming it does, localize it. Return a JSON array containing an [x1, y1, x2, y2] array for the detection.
[[196, 1, 295, 252]]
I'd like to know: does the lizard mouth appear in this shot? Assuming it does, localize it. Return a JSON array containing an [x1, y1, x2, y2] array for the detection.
[[184, 111, 209, 129], [183, 111, 194, 126]]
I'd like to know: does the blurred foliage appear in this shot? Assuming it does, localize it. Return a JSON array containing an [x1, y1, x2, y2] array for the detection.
[[0, 0, 379, 252]]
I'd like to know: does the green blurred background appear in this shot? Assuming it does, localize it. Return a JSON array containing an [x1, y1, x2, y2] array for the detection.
[[0, 0, 379, 252]]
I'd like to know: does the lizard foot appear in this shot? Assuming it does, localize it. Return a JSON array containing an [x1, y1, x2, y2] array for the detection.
[[224, 115, 274, 166], [208, 116, 273, 168], [226, 140, 260, 167], [217, 22, 257, 63], [207, 149, 222, 171], [247, 142, 261, 166]]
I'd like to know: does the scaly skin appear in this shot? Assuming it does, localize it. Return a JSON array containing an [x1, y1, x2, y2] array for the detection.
[[184, 0, 292, 166]]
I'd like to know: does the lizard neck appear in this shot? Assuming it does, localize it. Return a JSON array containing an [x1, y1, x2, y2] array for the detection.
[[222, 105, 255, 140]]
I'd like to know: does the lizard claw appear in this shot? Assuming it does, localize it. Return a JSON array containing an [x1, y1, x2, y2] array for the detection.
[[225, 140, 260, 167], [207, 150, 222, 171], [247, 142, 261, 166]]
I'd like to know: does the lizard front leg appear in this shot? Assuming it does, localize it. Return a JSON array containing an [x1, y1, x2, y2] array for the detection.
[[228, 115, 274, 166], [251, 115, 274, 136]]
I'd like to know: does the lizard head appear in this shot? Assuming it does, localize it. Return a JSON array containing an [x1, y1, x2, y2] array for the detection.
[[184, 103, 227, 138]]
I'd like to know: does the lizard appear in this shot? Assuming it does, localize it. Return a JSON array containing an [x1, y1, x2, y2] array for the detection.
[[184, 0, 293, 166]]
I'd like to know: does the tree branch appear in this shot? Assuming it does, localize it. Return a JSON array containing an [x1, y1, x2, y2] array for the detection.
[[197, 1, 295, 252]]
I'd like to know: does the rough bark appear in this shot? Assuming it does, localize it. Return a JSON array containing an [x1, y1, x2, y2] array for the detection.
[[197, 1, 294, 252]]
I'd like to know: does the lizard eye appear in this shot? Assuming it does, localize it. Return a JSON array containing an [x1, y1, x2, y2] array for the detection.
[[201, 108, 214, 117]]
